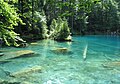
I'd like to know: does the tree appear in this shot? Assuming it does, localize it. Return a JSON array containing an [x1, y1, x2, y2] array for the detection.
[[0, 0, 24, 46], [49, 17, 71, 41], [88, 0, 120, 34]]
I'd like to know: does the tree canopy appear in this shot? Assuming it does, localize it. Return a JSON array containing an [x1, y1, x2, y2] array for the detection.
[[0, 0, 120, 46]]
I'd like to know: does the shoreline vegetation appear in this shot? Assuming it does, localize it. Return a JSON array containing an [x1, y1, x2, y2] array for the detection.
[[0, 0, 120, 47]]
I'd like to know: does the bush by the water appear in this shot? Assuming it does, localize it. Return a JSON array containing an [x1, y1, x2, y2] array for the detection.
[[49, 17, 71, 41]]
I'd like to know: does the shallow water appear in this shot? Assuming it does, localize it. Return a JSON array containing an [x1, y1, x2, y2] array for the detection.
[[0, 35, 120, 84]]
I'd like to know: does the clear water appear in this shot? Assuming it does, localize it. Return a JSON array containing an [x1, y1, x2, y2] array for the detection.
[[0, 35, 120, 84]]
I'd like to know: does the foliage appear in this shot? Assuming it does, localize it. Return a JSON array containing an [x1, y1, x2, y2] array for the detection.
[[16, 0, 48, 39], [1, 0, 120, 46], [0, 0, 23, 46], [43, 0, 102, 35], [49, 17, 71, 41], [87, 0, 120, 34], [34, 11, 48, 39]]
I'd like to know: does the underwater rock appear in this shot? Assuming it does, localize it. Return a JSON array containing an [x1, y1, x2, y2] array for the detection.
[[10, 66, 42, 77], [51, 47, 73, 55], [103, 61, 120, 68], [13, 50, 35, 58], [52, 47, 68, 53], [0, 50, 36, 61], [0, 80, 21, 84], [21, 81, 33, 84], [30, 42, 38, 45], [0, 53, 4, 56]]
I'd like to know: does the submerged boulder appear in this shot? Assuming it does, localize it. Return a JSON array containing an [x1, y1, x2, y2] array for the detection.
[[10, 66, 42, 77], [0, 50, 36, 62], [51, 47, 73, 55], [13, 50, 35, 58], [0, 79, 21, 84], [30, 42, 38, 45], [103, 61, 120, 68]]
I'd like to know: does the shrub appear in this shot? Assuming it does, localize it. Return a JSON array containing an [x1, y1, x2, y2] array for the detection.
[[49, 17, 71, 41]]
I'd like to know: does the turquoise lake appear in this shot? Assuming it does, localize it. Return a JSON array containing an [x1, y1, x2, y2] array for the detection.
[[0, 35, 120, 84]]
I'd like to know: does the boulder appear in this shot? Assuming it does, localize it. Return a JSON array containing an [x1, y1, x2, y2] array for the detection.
[[51, 47, 73, 55], [0, 80, 21, 84], [21, 81, 33, 84], [30, 42, 38, 45], [0, 50, 36, 62], [13, 50, 35, 58], [64, 35, 72, 41], [103, 61, 120, 68], [10, 66, 42, 77], [52, 48, 68, 53], [102, 61, 120, 71]]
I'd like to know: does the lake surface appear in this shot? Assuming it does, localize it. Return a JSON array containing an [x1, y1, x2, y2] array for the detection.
[[0, 35, 120, 84]]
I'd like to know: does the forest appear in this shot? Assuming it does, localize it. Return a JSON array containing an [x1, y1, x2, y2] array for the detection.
[[0, 0, 120, 47]]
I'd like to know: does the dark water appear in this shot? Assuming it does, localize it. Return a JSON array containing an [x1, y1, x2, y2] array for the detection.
[[0, 35, 120, 84]]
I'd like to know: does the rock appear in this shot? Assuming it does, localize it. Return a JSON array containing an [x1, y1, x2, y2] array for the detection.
[[103, 61, 120, 67], [0, 80, 21, 84], [52, 48, 68, 53], [10, 66, 42, 77], [102, 61, 120, 70], [51, 47, 73, 55], [21, 81, 33, 84], [64, 35, 72, 41], [30, 42, 38, 45], [0, 50, 35, 61], [0, 53, 4, 56], [55, 35, 72, 42], [13, 50, 35, 58]]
